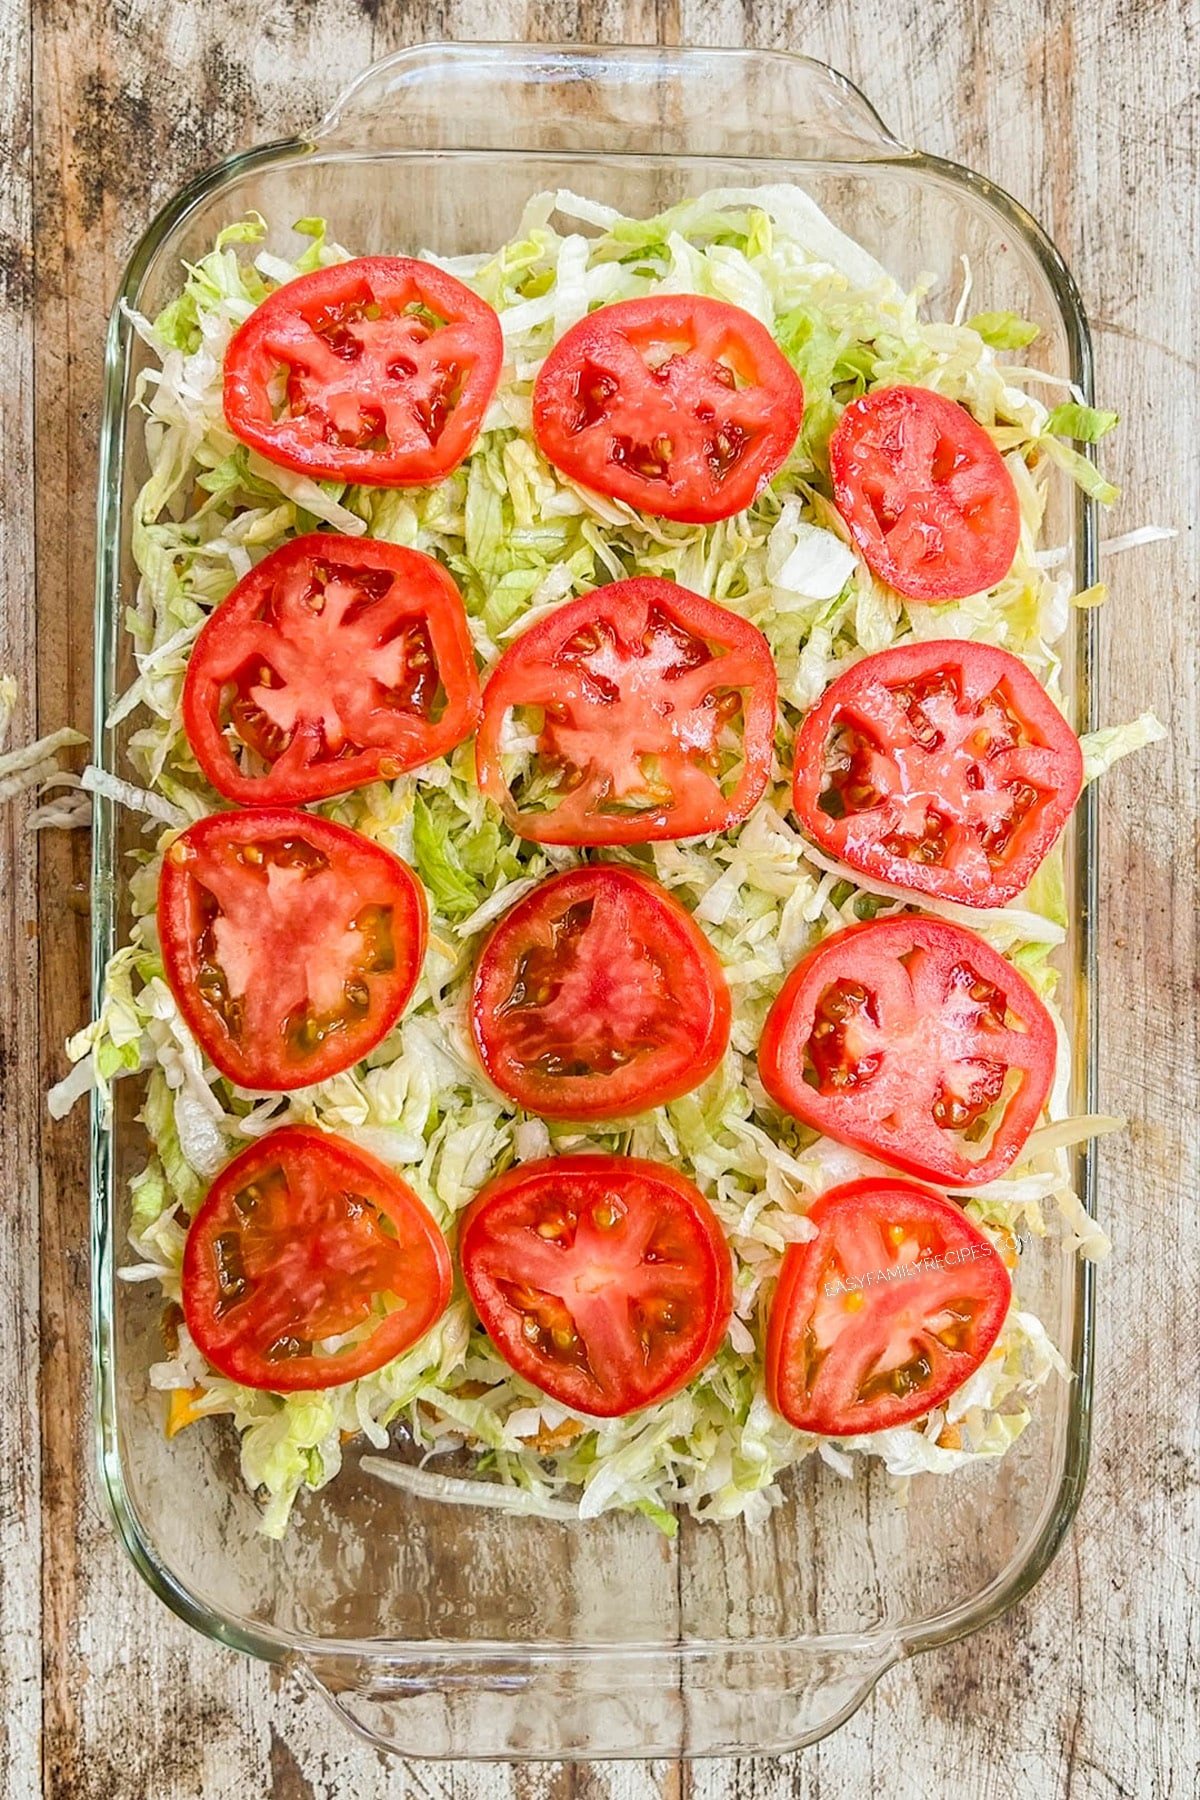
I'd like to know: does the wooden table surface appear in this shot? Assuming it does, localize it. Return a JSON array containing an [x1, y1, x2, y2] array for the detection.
[[2, 2, 1197, 1795]]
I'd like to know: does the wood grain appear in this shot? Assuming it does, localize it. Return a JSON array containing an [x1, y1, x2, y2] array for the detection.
[[0, 3, 41, 1799], [6, 0, 1198, 1795]]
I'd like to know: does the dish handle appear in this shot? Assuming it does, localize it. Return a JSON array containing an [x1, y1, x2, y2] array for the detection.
[[313, 43, 907, 162], [289, 1640, 900, 1759]]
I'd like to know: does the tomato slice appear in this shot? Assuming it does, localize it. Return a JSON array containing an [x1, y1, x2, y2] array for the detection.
[[758, 916, 1055, 1186], [765, 1178, 1011, 1435], [829, 385, 1021, 601], [181, 533, 481, 806], [470, 865, 730, 1119], [223, 256, 503, 486], [792, 640, 1083, 906], [475, 577, 778, 844], [532, 295, 804, 523], [459, 1155, 733, 1417], [182, 1125, 451, 1391], [158, 809, 427, 1092]]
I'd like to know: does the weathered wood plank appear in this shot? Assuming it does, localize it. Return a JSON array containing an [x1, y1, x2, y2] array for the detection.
[[32, 2, 125, 1791], [0, 0, 42, 1797], [19, 0, 1200, 1795]]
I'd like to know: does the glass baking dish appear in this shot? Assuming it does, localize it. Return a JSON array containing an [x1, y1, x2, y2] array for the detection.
[[91, 43, 1099, 1761]]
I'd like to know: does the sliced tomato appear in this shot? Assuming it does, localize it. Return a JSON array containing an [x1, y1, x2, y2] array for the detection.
[[158, 809, 426, 1091], [182, 1125, 451, 1391], [181, 534, 481, 806], [475, 577, 777, 844], [758, 916, 1055, 1186], [766, 1177, 1011, 1434], [829, 385, 1021, 601], [470, 865, 730, 1119], [459, 1155, 733, 1417], [532, 295, 804, 523], [223, 256, 503, 485], [792, 640, 1082, 906]]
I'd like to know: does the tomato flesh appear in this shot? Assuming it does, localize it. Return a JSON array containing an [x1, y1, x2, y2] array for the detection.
[[158, 808, 427, 1092], [223, 256, 503, 485], [533, 295, 804, 522], [182, 1125, 451, 1391], [758, 916, 1055, 1185], [459, 1155, 733, 1417], [792, 640, 1082, 906], [475, 577, 777, 844], [765, 1178, 1011, 1434], [470, 865, 730, 1118], [182, 534, 481, 806], [829, 385, 1021, 601]]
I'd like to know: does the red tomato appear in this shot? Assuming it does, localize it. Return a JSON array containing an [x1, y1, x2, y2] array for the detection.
[[532, 295, 804, 523], [459, 1155, 733, 1417], [758, 916, 1055, 1186], [829, 385, 1021, 601], [470, 865, 730, 1119], [182, 1125, 451, 1391], [158, 809, 427, 1092], [475, 577, 778, 844], [765, 1177, 1011, 1435], [181, 534, 481, 807], [792, 640, 1082, 907], [223, 256, 503, 486]]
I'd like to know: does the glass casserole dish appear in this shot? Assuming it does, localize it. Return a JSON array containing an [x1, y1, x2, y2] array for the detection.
[[91, 43, 1099, 1761]]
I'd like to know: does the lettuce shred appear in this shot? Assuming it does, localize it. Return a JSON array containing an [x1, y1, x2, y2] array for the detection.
[[966, 310, 1040, 350], [76, 187, 1149, 1537], [1043, 402, 1119, 442]]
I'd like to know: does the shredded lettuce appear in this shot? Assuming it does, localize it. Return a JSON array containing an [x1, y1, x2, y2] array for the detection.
[[966, 311, 1040, 350], [1043, 402, 1119, 442], [0, 700, 87, 806], [1039, 433, 1120, 505], [1080, 711, 1167, 782], [1100, 524, 1176, 556], [0, 673, 16, 741], [68, 189, 1159, 1538]]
